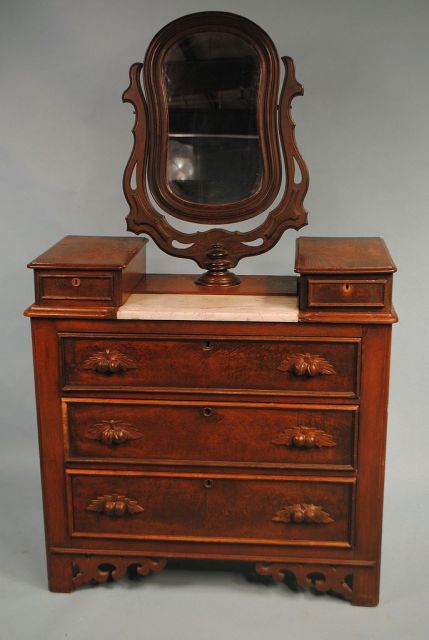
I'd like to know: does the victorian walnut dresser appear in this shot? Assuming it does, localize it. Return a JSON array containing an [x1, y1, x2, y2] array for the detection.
[[25, 12, 397, 606]]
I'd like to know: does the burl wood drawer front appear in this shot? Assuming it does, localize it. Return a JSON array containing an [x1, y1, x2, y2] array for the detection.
[[307, 279, 386, 308], [64, 400, 357, 470], [37, 272, 114, 304], [60, 334, 360, 397], [68, 471, 354, 547]]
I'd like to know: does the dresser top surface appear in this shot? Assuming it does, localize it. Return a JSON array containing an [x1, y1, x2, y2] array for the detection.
[[117, 294, 299, 323], [295, 237, 397, 274], [28, 235, 147, 270]]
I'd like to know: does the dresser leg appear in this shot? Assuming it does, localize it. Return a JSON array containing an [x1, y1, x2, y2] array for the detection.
[[47, 554, 75, 593], [255, 562, 354, 602], [351, 567, 380, 606], [46, 553, 169, 591]]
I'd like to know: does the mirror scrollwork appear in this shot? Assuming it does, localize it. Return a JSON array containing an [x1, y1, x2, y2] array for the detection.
[[123, 12, 309, 286]]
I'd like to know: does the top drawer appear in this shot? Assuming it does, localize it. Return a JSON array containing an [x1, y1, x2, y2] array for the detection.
[[28, 236, 147, 309], [37, 271, 115, 304], [305, 278, 388, 309], [295, 237, 396, 320], [60, 334, 360, 398]]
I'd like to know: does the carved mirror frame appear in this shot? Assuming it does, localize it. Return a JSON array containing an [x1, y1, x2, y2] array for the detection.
[[123, 11, 309, 285]]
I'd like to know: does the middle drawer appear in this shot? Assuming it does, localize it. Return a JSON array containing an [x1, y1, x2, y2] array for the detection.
[[63, 399, 358, 470]]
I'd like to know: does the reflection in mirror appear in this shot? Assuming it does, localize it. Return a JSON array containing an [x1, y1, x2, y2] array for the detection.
[[164, 32, 262, 205]]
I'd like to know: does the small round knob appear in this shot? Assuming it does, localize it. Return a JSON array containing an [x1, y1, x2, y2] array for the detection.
[[114, 501, 127, 517], [203, 479, 214, 489], [304, 435, 316, 447], [104, 500, 116, 516], [71, 277, 81, 287], [293, 361, 307, 376], [303, 506, 318, 522], [292, 434, 306, 447], [202, 407, 213, 417], [113, 430, 125, 444], [291, 508, 305, 523]]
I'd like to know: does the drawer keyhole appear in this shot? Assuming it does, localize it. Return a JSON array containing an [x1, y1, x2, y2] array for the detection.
[[71, 278, 81, 287], [203, 340, 213, 351], [202, 407, 213, 417], [342, 283, 352, 294], [203, 479, 214, 489]]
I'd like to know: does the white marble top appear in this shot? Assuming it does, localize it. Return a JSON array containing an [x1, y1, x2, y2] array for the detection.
[[117, 294, 299, 322]]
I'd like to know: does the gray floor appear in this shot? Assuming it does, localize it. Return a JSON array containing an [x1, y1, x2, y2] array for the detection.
[[1, 441, 427, 640]]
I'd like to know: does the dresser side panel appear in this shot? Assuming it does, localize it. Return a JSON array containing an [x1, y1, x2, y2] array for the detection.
[[351, 324, 391, 604], [31, 318, 69, 548]]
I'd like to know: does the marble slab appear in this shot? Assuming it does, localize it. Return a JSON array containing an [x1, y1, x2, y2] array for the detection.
[[117, 294, 299, 322]]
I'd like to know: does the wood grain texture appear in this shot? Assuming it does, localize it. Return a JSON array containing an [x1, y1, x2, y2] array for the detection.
[[296, 238, 396, 324], [295, 237, 396, 274], [47, 554, 166, 592], [68, 470, 354, 547], [28, 309, 393, 604], [307, 279, 387, 308], [60, 334, 360, 397], [27, 233, 396, 605], [143, 11, 282, 224], [28, 236, 148, 270], [255, 562, 353, 601], [38, 272, 114, 303], [298, 309, 398, 324], [123, 12, 308, 283], [64, 399, 357, 470], [135, 274, 298, 296], [29, 236, 147, 308]]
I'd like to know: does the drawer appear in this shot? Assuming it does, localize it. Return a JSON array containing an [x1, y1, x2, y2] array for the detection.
[[68, 471, 354, 547], [306, 278, 387, 308], [60, 334, 360, 398], [37, 271, 114, 304], [29, 236, 147, 309], [64, 399, 358, 470]]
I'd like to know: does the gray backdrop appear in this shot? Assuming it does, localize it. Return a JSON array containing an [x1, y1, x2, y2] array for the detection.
[[1, 0, 428, 638]]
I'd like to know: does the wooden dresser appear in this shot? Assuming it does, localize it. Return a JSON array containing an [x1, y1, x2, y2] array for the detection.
[[25, 235, 397, 606]]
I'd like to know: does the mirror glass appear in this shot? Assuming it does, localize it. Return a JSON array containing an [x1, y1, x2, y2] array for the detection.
[[163, 32, 262, 205]]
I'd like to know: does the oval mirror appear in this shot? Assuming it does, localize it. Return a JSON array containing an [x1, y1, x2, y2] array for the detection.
[[143, 12, 282, 223], [164, 32, 262, 206], [124, 12, 308, 285]]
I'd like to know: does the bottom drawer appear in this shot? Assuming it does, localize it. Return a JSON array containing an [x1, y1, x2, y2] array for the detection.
[[68, 471, 354, 548]]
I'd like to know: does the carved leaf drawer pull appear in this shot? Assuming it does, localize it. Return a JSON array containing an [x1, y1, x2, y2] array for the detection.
[[272, 427, 336, 449], [277, 353, 336, 377], [85, 420, 143, 445], [273, 503, 334, 524], [82, 349, 137, 374], [86, 494, 144, 517]]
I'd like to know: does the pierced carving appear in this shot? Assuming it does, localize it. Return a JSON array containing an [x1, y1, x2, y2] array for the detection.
[[255, 563, 353, 601], [273, 503, 334, 524], [278, 353, 336, 376], [82, 349, 137, 374], [272, 426, 336, 449], [85, 420, 143, 445], [86, 494, 144, 517], [122, 15, 308, 284], [72, 557, 166, 589]]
